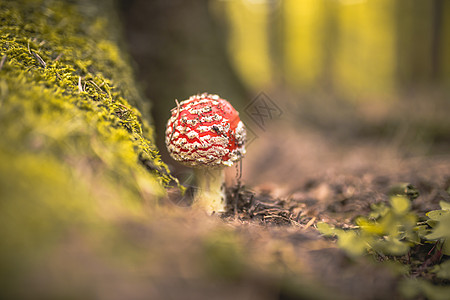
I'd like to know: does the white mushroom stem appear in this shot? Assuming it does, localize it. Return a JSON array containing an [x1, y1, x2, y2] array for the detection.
[[193, 168, 226, 214]]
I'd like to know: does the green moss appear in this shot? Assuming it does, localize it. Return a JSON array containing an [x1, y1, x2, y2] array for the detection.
[[0, 0, 178, 187], [202, 230, 247, 280], [0, 150, 97, 280], [0, 0, 179, 296]]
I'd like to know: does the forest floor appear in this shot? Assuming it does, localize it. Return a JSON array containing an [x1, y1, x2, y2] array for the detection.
[[165, 93, 450, 300]]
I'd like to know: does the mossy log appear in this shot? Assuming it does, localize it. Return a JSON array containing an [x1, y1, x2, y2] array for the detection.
[[0, 0, 180, 297]]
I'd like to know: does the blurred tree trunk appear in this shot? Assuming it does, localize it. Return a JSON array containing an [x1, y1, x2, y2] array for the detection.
[[396, 0, 435, 86], [120, 0, 249, 169], [396, 0, 450, 86], [222, 0, 450, 101], [431, 0, 450, 84], [431, 0, 444, 80]]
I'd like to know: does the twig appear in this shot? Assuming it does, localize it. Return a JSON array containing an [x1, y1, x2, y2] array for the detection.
[[89, 80, 105, 93], [303, 216, 316, 230], [54, 53, 63, 62], [31, 51, 46, 68], [235, 160, 243, 184], [28, 41, 46, 68], [0, 55, 6, 71], [263, 215, 291, 223], [116, 103, 130, 110], [233, 184, 240, 218], [102, 83, 112, 100], [253, 208, 290, 216], [78, 76, 83, 92], [289, 218, 302, 227], [254, 201, 285, 209]]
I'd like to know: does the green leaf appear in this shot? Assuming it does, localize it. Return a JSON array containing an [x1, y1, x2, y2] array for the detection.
[[442, 239, 450, 256], [368, 202, 389, 219], [426, 219, 438, 228], [426, 210, 450, 221], [374, 236, 410, 256], [356, 217, 385, 235], [399, 278, 421, 299], [390, 196, 411, 215], [336, 230, 369, 257], [416, 280, 450, 300], [407, 230, 421, 244], [400, 279, 450, 300], [432, 260, 450, 279], [414, 225, 431, 239], [425, 213, 450, 241], [440, 201, 450, 210], [426, 229, 447, 241], [316, 222, 337, 236]]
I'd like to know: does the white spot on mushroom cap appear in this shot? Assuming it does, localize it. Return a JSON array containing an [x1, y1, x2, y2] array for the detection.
[[200, 114, 222, 123], [186, 130, 199, 139], [235, 121, 246, 146]]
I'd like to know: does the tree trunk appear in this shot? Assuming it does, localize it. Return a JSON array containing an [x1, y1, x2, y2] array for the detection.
[[120, 0, 249, 173]]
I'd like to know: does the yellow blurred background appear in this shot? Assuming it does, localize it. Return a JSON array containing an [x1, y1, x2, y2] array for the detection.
[[122, 0, 450, 179], [212, 0, 450, 101]]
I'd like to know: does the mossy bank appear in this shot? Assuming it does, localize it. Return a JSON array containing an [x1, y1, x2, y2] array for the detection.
[[0, 0, 178, 296]]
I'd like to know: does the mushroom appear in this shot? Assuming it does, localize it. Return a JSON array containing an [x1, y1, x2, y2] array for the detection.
[[165, 93, 246, 214]]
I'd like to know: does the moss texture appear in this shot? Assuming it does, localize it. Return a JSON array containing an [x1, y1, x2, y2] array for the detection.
[[0, 0, 176, 183], [0, 0, 178, 296]]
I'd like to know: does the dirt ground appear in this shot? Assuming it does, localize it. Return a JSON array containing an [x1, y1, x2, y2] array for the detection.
[[119, 2, 450, 297], [163, 94, 450, 299]]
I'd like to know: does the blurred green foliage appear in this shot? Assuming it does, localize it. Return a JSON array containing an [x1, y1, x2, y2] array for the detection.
[[202, 230, 246, 280], [318, 194, 450, 299], [426, 201, 450, 255], [318, 195, 421, 256], [318, 198, 450, 257], [401, 278, 450, 300]]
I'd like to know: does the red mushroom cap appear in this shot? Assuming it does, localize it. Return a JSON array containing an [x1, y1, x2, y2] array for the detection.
[[165, 93, 246, 168]]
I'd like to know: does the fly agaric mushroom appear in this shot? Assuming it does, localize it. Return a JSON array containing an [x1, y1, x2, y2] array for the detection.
[[165, 93, 246, 213]]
